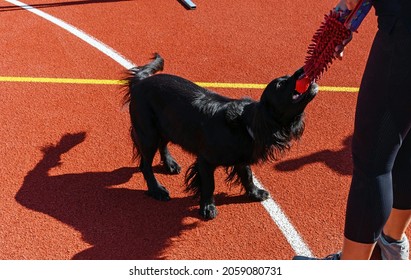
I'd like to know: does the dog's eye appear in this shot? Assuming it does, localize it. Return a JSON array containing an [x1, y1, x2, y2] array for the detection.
[[276, 80, 287, 90]]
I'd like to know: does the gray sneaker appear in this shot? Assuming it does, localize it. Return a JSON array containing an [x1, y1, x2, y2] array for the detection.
[[377, 234, 409, 260], [293, 252, 341, 260]]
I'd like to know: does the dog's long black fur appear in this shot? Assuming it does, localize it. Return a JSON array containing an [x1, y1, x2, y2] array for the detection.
[[123, 53, 318, 219]]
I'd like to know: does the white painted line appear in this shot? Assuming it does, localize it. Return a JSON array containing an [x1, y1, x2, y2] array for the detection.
[[5, 0, 136, 70], [253, 175, 314, 257], [8, 0, 313, 257]]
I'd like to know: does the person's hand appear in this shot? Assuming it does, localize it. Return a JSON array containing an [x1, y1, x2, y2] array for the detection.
[[334, 32, 353, 60], [333, 0, 357, 59]]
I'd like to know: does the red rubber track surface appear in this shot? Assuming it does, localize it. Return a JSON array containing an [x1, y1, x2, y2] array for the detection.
[[1, 0, 409, 260]]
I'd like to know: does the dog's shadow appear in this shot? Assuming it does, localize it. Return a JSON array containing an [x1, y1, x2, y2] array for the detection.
[[274, 135, 353, 176], [15, 132, 252, 259], [15, 132, 202, 259]]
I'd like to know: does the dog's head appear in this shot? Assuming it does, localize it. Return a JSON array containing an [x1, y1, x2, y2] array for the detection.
[[260, 68, 318, 125]]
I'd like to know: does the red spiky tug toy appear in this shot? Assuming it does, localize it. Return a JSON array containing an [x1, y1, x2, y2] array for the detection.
[[295, 0, 373, 93]]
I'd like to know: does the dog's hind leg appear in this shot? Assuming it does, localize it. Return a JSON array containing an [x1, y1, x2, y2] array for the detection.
[[159, 139, 181, 174], [236, 165, 270, 201], [133, 127, 170, 201], [141, 146, 171, 201]]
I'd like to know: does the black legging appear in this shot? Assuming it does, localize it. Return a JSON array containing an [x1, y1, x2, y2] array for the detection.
[[344, 18, 411, 244]]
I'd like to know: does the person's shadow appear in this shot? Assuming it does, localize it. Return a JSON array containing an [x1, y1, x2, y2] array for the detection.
[[15, 132, 201, 259], [274, 135, 353, 176]]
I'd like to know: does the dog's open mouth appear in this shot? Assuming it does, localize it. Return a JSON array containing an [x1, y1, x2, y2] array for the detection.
[[289, 69, 317, 103], [292, 83, 318, 103]]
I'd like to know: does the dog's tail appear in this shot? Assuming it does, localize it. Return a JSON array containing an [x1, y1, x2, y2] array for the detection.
[[122, 53, 164, 106]]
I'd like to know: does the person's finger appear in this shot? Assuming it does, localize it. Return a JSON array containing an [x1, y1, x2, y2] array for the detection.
[[342, 32, 353, 46]]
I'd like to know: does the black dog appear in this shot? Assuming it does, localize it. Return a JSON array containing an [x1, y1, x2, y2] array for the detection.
[[123, 53, 317, 219]]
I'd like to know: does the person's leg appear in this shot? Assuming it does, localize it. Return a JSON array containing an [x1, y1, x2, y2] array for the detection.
[[383, 209, 411, 240], [386, 129, 411, 240], [340, 239, 375, 260], [341, 209, 411, 260], [377, 131, 411, 260], [343, 19, 411, 259]]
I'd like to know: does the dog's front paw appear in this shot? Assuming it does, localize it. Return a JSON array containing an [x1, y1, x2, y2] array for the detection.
[[199, 204, 218, 220], [248, 188, 270, 201], [147, 186, 171, 201]]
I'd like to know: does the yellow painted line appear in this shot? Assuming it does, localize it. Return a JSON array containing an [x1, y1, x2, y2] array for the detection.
[[319, 86, 359, 92], [0, 76, 359, 92], [195, 82, 266, 89]]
